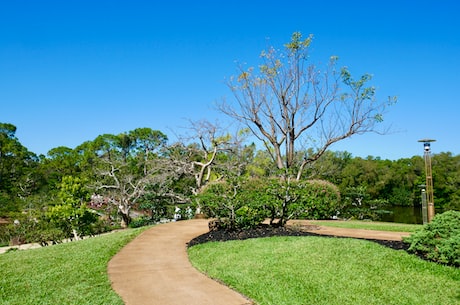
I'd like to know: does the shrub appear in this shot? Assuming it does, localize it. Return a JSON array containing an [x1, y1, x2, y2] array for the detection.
[[198, 177, 342, 229], [198, 178, 267, 230], [404, 210, 460, 266], [86, 217, 117, 235], [26, 227, 67, 246], [235, 205, 265, 229], [288, 179, 341, 220], [340, 186, 389, 220], [129, 216, 155, 228], [1, 215, 68, 246]]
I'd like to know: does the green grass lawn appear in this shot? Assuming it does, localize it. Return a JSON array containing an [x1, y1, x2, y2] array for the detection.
[[189, 236, 460, 305], [306, 220, 422, 232], [0, 227, 148, 305], [1, 221, 457, 305]]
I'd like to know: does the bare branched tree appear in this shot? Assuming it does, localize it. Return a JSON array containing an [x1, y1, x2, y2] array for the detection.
[[171, 120, 242, 195], [219, 32, 395, 180]]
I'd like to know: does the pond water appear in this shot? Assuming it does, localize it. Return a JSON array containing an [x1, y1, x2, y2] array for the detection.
[[379, 206, 423, 224], [379, 206, 449, 224]]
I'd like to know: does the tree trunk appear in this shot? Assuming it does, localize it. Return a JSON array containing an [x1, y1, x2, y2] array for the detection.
[[120, 212, 130, 228], [119, 204, 131, 228], [72, 228, 80, 241]]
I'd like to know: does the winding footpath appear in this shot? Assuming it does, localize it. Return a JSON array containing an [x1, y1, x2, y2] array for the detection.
[[108, 219, 253, 305], [107, 219, 410, 305]]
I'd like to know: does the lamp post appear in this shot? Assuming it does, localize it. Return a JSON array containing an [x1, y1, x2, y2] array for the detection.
[[418, 184, 427, 224], [418, 139, 436, 222]]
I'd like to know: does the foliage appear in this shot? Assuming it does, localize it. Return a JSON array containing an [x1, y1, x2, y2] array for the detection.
[[404, 210, 460, 266], [0, 123, 40, 216], [26, 225, 67, 246], [340, 185, 389, 220], [41, 146, 81, 191], [47, 204, 98, 238], [2, 105, 460, 234], [432, 152, 460, 210], [136, 173, 194, 222], [0, 213, 67, 246], [0, 192, 20, 217], [128, 215, 156, 228], [260, 177, 342, 225], [88, 129, 169, 227], [138, 199, 169, 222], [198, 178, 267, 230], [57, 175, 90, 206], [234, 178, 272, 228], [199, 177, 342, 229], [1, 210, 112, 247], [46, 176, 97, 240], [285, 179, 341, 220], [199, 180, 240, 229], [234, 205, 264, 229]]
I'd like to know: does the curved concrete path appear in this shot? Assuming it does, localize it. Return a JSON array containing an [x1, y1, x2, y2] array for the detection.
[[108, 219, 410, 305], [288, 220, 411, 241], [108, 219, 253, 305]]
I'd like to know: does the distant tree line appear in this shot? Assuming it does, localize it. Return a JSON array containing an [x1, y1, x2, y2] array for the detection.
[[1, 121, 459, 243]]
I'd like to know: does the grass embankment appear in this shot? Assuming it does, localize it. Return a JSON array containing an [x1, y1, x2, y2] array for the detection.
[[189, 222, 459, 305], [306, 220, 421, 232], [0, 227, 148, 305]]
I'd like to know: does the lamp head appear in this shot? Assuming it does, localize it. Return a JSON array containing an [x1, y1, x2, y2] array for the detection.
[[424, 142, 431, 152], [418, 139, 436, 152]]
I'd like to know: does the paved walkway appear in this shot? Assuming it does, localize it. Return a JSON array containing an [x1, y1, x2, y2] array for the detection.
[[107, 219, 410, 305], [288, 220, 411, 241], [108, 219, 253, 305]]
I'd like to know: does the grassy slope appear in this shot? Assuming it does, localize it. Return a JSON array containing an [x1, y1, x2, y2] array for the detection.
[[0, 227, 148, 305], [189, 236, 460, 305]]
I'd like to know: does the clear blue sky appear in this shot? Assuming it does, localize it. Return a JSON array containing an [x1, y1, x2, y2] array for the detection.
[[1, 0, 459, 159]]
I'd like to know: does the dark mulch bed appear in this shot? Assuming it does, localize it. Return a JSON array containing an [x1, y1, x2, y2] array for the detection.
[[187, 224, 410, 251]]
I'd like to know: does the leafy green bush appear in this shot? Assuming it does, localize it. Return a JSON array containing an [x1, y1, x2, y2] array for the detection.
[[26, 226, 67, 246], [0, 215, 67, 246], [198, 178, 267, 230], [287, 179, 341, 220], [85, 217, 118, 235], [404, 210, 460, 266], [340, 186, 389, 220], [235, 206, 265, 229], [0, 211, 115, 246], [129, 216, 155, 228], [264, 178, 341, 221], [198, 177, 342, 229]]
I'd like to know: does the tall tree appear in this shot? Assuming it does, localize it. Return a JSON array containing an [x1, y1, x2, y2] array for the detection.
[[47, 175, 96, 240], [40, 146, 80, 190], [432, 152, 460, 210], [0, 123, 38, 215], [220, 32, 395, 180], [89, 129, 168, 227]]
